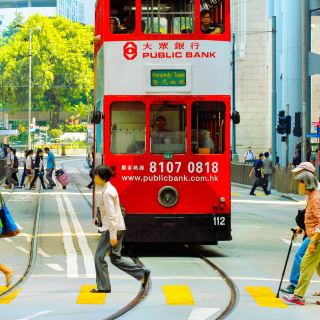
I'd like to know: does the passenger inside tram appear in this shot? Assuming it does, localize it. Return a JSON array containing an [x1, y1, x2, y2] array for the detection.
[[191, 101, 225, 154], [151, 104, 186, 154], [200, 10, 221, 34], [198, 129, 215, 154], [110, 17, 120, 33]]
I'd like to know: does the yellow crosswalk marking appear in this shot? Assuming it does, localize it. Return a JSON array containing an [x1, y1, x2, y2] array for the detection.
[[231, 192, 240, 197], [76, 285, 107, 304], [256, 192, 266, 197], [162, 285, 195, 305], [0, 287, 21, 304], [245, 286, 288, 308]]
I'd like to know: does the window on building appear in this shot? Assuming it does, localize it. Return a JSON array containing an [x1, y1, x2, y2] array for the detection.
[[200, 0, 225, 34], [150, 102, 186, 154], [191, 101, 225, 154], [110, 102, 145, 154], [110, 0, 136, 34], [142, 0, 194, 34]]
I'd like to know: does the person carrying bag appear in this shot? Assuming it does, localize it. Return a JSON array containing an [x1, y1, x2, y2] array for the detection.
[[0, 193, 20, 238]]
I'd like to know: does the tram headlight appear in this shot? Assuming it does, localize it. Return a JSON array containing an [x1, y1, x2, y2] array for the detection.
[[158, 186, 179, 207]]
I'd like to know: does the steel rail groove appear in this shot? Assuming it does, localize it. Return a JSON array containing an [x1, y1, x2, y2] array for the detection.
[[200, 255, 239, 319], [0, 186, 42, 298]]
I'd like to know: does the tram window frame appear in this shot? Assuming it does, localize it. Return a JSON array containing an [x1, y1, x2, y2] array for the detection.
[[200, 0, 226, 35], [142, 0, 195, 35], [150, 102, 187, 154], [191, 101, 226, 155], [110, 102, 146, 155], [109, 0, 137, 34]]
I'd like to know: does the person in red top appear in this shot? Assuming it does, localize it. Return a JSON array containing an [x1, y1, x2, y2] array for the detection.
[[283, 170, 320, 305]]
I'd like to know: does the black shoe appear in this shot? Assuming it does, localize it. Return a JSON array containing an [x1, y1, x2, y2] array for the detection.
[[249, 193, 256, 196], [90, 288, 111, 293], [280, 284, 295, 295], [141, 269, 151, 288]]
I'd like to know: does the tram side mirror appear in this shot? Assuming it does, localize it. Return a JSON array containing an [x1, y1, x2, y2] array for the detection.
[[231, 111, 240, 124], [91, 111, 104, 124]]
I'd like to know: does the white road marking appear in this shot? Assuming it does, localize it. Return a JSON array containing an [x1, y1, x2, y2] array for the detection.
[[38, 248, 51, 258], [56, 196, 78, 278], [16, 310, 53, 320], [188, 308, 220, 320], [281, 238, 302, 247], [2, 238, 13, 242], [19, 233, 32, 243], [63, 195, 95, 277], [15, 246, 29, 254], [232, 199, 305, 205], [46, 264, 64, 272], [1, 191, 92, 196]]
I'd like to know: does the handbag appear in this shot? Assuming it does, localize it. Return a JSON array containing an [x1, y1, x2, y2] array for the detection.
[[0, 193, 20, 238]]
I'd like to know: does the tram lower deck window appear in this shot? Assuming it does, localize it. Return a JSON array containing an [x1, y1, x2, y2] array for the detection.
[[191, 102, 225, 154], [150, 103, 186, 154], [110, 102, 146, 154]]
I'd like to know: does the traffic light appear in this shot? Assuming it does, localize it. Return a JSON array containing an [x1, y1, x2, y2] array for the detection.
[[277, 111, 291, 135], [293, 112, 302, 137]]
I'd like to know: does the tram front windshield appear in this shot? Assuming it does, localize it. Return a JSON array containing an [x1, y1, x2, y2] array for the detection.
[[150, 103, 186, 154]]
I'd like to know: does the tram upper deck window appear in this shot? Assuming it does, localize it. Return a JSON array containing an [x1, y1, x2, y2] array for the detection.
[[200, 0, 225, 34], [110, 102, 146, 154], [150, 103, 186, 154], [191, 102, 225, 154], [142, 0, 194, 34], [110, 0, 136, 34]]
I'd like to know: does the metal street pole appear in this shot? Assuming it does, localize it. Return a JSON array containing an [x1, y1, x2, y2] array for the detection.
[[301, 0, 307, 161], [271, 16, 277, 166], [28, 29, 32, 150]]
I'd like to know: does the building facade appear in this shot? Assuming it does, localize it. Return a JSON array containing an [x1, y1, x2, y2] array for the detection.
[[231, 0, 272, 160]]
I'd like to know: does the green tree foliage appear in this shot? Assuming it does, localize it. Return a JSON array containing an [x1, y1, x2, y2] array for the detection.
[[49, 128, 63, 139], [0, 14, 94, 127], [1, 13, 24, 40]]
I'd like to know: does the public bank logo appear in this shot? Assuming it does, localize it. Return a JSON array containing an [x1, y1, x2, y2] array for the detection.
[[123, 42, 137, 60]]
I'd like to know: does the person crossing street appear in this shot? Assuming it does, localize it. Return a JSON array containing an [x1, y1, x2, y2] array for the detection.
[[44, 147, 56, 189]]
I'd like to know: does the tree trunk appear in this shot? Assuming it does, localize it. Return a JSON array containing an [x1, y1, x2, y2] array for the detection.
[[51, 104, 61, 129]]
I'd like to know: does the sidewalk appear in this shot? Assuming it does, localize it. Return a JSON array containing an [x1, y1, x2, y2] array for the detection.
[[231, 182, 306, 202]]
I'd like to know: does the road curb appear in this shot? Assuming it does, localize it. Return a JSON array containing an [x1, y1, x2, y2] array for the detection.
[[231, 182, 305, 202]]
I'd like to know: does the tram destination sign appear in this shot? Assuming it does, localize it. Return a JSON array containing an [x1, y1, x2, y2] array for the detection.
[[151, 69, 186, 87]]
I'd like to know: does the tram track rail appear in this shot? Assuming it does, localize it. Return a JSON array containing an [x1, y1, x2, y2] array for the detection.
[[0, 186, 42, 298], [199, 255, 239, 319], [63, 160, 152, 320]]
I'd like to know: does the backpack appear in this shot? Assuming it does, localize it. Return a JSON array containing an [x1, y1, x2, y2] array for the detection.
[[295, 208, 306, 230], [13, 156, 19, 169]]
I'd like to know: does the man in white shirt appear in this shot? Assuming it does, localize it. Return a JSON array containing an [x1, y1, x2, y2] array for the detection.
[[91, 165, 150, 293], [243, 146, 255, 164]]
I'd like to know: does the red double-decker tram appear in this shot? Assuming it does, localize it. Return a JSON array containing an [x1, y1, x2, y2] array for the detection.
[[94, 0, 235, 244]]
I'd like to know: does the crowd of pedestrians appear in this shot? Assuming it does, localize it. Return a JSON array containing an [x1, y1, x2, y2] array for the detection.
[[1, 145, 56, 190]]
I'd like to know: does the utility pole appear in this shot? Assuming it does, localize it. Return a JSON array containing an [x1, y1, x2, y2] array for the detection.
[[271, 16, 277, 166], [301, 0, 308, 161], [285, 104, 290, 166], [28, 29, 32, 149], [28, 27, 41, 149]]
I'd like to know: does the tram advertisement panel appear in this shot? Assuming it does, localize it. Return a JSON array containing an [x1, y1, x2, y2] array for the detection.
[[103, 40, 231, 95]]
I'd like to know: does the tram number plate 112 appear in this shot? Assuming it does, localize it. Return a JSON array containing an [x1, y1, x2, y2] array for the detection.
[[213, 217, 226, 226]]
